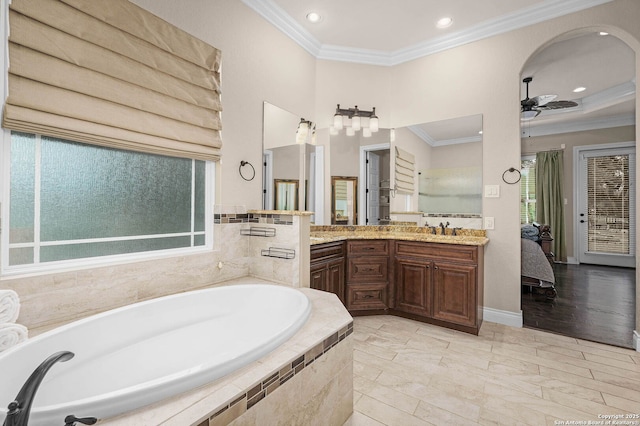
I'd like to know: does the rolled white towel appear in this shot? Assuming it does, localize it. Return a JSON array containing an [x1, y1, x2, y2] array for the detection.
[[0, 323, 28, 352], [0, 289, 20, 324]]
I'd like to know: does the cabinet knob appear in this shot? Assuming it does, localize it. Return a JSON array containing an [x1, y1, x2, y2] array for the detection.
[[434, 266, 439, 270]]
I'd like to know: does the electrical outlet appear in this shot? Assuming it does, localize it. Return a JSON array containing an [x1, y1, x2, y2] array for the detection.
[[484, 217, 495, 229]]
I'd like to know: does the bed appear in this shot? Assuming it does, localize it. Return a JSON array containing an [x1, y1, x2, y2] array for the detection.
[[521, 223, 557, 298]]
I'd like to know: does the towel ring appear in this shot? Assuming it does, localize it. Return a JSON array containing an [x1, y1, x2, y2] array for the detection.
[[239, 161, 255, 181], [502, 167, 521, 184]]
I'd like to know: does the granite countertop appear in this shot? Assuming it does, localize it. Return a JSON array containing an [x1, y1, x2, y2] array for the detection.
[[310, 225, 489, 246]]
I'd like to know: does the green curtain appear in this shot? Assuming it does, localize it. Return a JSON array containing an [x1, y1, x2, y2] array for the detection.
[[535, 150, 567, 262]]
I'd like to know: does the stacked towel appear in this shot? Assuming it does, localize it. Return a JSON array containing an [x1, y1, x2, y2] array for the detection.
[[0, 323, 28, 352], [0, 289, 27, 352], [0, 289, 20, 324]]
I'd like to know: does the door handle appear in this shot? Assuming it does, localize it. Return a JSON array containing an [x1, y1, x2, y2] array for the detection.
[[580, 220, 585, 223]]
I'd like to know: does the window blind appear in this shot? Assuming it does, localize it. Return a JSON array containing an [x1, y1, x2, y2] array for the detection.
[[585, 153, 636, 255], [520, 157, 536, 224], [3, 0, 222, 161], [395, 146, 415, 194]]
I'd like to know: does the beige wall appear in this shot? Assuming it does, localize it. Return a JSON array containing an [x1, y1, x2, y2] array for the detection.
[[522, 126, 636, 260]]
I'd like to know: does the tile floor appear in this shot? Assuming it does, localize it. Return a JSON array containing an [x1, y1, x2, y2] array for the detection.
[[344, 315, 640, 426]]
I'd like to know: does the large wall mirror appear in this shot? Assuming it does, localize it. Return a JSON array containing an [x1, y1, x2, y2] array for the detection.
[[409, 114, 483, 228], [262, 102, 321, 217], [327, 115, 482, 227]]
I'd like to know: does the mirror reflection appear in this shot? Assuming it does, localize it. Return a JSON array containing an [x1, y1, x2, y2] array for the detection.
[[262, 102, 319, 216], [409, 115, 483, 228], [275, 179, 299, 211], [330, 129, 391, 225], [331, 177, 357, 225]]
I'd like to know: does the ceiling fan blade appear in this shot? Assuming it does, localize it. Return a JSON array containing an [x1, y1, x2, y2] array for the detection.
[[538, 100, 579, 110], [532, 94, 557, 107]]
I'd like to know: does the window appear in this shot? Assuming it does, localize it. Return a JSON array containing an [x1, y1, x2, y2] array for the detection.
[[520, 156, 536, 224], [4, 132, 213, 274]]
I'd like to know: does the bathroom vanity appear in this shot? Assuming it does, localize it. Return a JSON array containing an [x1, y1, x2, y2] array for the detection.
[[310, 227, 487, 335]]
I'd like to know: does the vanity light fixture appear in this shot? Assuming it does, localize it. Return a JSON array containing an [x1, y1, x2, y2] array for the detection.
[[296, 118, 315, 144], [331, 104, 379, 137]]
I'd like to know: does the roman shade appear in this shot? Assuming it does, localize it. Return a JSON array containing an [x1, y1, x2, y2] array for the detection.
[[3, 0, 222, 161], [395, 146, 415, 194]]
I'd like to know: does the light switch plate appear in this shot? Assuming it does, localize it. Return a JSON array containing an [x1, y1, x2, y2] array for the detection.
[[484, 217, 495, 229], [484, 185, 500, 198]]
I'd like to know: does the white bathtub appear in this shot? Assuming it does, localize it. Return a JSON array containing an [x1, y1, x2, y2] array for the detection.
[[0, 284, 311, 426]]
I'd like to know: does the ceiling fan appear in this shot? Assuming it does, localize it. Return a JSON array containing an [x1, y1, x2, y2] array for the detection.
[[521, 76, 578, 120]]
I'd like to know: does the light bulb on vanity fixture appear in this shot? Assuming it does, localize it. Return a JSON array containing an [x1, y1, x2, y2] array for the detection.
[[330, 104, 380, 138], [296, 118, 315, 144]]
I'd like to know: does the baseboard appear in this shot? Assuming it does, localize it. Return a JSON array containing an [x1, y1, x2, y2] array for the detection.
[[483, 307, 523, 328], [565, 257, 579, 264], [634, 330, 640, 352]]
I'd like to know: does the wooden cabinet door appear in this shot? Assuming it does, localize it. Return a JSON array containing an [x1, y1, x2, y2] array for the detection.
[[394, 256, 432, 317], [310, 262, 328, 292], [432, 262, 477, 327], [327, 258, 346, 304]]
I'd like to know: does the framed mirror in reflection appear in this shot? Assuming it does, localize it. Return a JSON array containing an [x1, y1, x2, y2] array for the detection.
[[332, 177, 357, 225], [275, 179, 299, 211]]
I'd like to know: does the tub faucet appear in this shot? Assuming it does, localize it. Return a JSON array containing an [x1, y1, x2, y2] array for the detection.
[[3, 351, 74, 426], [64, 415, 97, 425]]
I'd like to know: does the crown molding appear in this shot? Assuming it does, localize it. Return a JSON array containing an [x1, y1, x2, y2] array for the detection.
[[241, 0, 321, 57], [407, 125, 435, 146], [522, 113, 635, 138], [242, 0, 613, 66], [581, 80, 636, 114]]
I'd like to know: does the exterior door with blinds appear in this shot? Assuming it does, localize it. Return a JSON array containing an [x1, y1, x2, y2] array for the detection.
[[577, 145, 635, 267]]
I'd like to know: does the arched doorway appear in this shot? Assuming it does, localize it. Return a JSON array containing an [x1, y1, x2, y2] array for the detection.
[[519, 29, 637, 349]]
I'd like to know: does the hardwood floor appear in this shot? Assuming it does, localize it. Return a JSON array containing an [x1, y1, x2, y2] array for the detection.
[[522, 263, 636, 349]]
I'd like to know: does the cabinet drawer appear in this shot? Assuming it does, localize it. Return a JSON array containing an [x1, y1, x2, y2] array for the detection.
[[347, 256, 388, 282], [310, 241, 345, 263], [395, 241, 477, 264], [347, 240, 389, 256], [347, 284, 388, 311]]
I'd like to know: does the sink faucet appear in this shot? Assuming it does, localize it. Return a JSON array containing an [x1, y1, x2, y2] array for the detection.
[[3, 351, 74, 426], [439, 221, 450, 235]]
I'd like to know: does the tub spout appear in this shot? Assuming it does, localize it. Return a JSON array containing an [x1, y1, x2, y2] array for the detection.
[[64, 415, 97, 425], [3, 351, 74, 426]]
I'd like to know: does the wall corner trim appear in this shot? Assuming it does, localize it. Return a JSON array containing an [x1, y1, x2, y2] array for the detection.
[[633, 330, 640, 352], [483, 307, 523, 328]]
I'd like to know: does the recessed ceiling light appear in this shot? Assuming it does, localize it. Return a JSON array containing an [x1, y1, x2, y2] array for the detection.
[[306, 12, 322, 23], [436, 17, 453, 29], [599, 31, 609, 36], [573, 86, 586, 93]]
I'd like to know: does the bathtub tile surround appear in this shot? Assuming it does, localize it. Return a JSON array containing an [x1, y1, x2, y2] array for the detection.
[[100, 285, 353, 426], [3, 206, 311, 332], [202, 322, 353, 425]]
